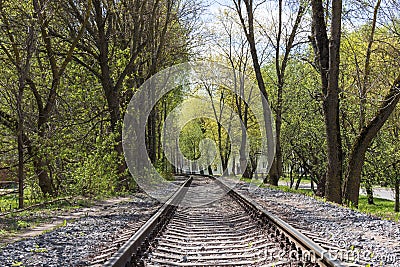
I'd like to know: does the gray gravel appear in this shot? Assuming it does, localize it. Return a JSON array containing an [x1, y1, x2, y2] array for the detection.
[[236, 181, 400, 266], [0, 194, 159, 267], [2, 179, 399, 266]]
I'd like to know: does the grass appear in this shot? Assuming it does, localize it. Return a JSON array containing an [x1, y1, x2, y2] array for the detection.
[[0, 197, 96, 239], [238, 177, 264, 187], [237, 176, 316, 197], [0, 193, 20, 213], [267, 184, 315, 196], [358, 196, 400, 222], [278, 175, 312, 183]]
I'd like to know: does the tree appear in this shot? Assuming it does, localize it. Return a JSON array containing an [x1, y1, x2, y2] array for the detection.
[[278, 60, 327, 195], [258, 0, 307, 185], [67, 0, 197, 188], [212, 9, 253, 178], [203, 83, 233, 175], [343, 75, 400, 207], [232, 0, 275, 184], [341, 0, 400, 207], [310, 0, 343, 203], [0, 0, 91, 196], [0, 1, 36, 207]]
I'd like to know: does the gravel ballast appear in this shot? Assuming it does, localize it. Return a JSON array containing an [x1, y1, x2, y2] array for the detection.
[[235, 181, 400, 266], [1, 179, 399, 266], [0, 194, 159, 267]]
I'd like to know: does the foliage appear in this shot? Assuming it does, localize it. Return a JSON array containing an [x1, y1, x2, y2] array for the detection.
[[68, 134, 120, 196], [0, 0, 200, 203], [0, 0, 399, 214]]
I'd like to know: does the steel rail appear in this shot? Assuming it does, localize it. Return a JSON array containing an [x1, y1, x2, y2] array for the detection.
[[103, 176, 192, 267], [104, 174, 346, 266], [213, 176, 346, 267]]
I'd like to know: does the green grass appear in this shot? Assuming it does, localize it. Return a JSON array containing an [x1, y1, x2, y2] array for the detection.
[[236, 176, 315, 196], [0, 193, 94, 214], [0, 193, 20, 213], [239, 177, 264, 186], [267, 184, 315, 196], [358, 196, 400, 222], [0, 197, 96, 239], [278, 175, 312, 183]]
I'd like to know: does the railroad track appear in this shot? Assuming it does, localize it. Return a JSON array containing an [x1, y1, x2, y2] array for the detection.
[[101, 175, 347, 267]]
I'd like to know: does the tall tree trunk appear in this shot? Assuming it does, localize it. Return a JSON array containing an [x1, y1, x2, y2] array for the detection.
[[295, 171, 305, 190], [239, 105, 249, 178], [268, 94, 282, 185], [234, 0, 275, 183], [316, 173, 326, 197], [240, 126, 248, 177], [311, 0, 343, 204], [267, 0, 305, 186], [94, 1, 129, 189], [232, 155, 236, 176], [147, 109, 157, 164], [17, 78, 25, 208], [311, 177, 315, 193], [344, 77, 400, 207], [17, 125, 24, 208], [31, 0, 91, 195], [275, 91, 283, 181], [208, 165, 213, 176], [289, 163, 294, 188], [13, 23, 36, 208], [162, 100, 168, 173], [325, 0, 343, 204], [268, 118, 280, 184], [33, 156, 54, 196], [221, 160, 229, 176], [395, 177, 399, 213]]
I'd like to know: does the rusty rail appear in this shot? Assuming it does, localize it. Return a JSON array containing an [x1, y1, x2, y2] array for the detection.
[[103, 176, 192, 267]]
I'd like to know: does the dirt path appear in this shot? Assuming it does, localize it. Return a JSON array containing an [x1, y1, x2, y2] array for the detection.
[[0, 196, 132, 246]]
